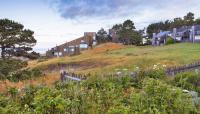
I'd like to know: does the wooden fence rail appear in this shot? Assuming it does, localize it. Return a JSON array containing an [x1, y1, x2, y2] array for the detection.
[[60, 71, 88, 82], [59, 61, 200, 82], [166, 61, 200, 76]]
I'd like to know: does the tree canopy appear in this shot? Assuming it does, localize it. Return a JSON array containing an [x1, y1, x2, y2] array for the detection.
[[116, 20, 142, 45], [147, 12, 199, 38], [96, 28, 111, 44], [0, 19, 37, 59]]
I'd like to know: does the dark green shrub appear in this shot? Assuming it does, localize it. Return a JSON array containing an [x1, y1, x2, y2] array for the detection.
[[0, 72, 199, 113], [0, 59, 27, 79], [129, 78, 197, 114], [32, 87, 71, 114], [7, 68, 42, 82], [173, 72, 200, 94], [166, 37, 175, 45], [145, 69, 165, 79]]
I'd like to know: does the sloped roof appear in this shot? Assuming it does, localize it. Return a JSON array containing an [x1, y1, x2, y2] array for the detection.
[[156, 31, 171, 38]]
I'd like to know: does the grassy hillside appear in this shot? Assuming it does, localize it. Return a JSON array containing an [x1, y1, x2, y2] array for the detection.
[[29, 43, 200, 75], [1, 42, 200, 97]]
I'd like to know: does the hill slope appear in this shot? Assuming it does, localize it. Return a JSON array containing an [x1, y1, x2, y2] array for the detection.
[[29, 42, 200, 74]]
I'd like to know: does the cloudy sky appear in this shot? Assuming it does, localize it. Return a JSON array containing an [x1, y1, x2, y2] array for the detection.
[[0, 0, 200, 53]]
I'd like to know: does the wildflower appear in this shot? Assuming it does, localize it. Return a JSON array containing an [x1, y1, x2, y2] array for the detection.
[[183, 89, 190, 93], [153, 64, 157, 69], [25, 104, 29, 107], [116, 71, 122, 75], [162, 65, 167, 67], [195, 69, 199, 74]]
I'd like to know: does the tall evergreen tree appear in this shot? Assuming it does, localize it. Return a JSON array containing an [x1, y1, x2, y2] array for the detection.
[[118, 20, 142, 45], [184, 12, 195, 26], [96, 28, 109, 44], [0, 19, 37, 59]]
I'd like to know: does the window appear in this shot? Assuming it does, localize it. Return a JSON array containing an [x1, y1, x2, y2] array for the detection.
[[58, 52, 62, 56], [80, 44, 88, 49], [64, 48, 69, 52], [81, 40, 85, 43], [70, 48, 74, 52]]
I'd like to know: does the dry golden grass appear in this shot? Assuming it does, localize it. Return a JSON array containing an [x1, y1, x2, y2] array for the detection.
[[0, 72, 59, 92]]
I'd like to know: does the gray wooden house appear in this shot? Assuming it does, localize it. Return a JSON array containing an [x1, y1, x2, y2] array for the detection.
[[152, 25, 200, 46]]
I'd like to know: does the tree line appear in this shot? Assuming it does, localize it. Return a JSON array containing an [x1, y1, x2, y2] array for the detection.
[[96, 20, 143, 45], [96, 12, 200, 45], [147, 12, 200, 38]]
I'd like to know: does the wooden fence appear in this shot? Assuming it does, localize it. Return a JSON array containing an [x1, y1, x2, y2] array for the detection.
[[166, 61, 200, 76], [60, 71, 88, 82], [59, 61, 200, 82]]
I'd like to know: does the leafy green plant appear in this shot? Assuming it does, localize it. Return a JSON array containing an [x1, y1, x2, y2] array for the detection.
[[7, 68, 42, 82], [0, 59, 27, 80], [166, 37, 175, 45], [173, 72, 200, 94], [32, 87, 71, 114], [129, 78, 197, 114], [0, 72, 199, 113]]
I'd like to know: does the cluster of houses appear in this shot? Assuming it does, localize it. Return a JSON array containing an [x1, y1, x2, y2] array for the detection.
[[46, 24, 200, 58], [152, 25, 200, 46]]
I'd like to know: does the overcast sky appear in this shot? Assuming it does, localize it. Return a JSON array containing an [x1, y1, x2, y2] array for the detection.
[[0, 0, 200, 53]]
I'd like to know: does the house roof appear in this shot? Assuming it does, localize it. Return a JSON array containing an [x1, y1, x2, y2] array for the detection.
[[156, 31, 171, 38]]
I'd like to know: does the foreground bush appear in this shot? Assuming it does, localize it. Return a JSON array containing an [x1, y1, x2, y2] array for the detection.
[[7, 68, 42, 82], [0, 59, 42, 82], [173, 72, 200, 94], [0, 75, 198, 114], [0, 59, 27, 80], [166, 37, 175, 45]]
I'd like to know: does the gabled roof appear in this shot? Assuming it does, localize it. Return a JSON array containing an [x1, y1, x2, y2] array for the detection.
[[156, 31, 171, 38]]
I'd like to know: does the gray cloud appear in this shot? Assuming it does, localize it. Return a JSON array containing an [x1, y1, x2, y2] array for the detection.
[[48, 0, 200, 29], [50, 0, 153, 18], [50, 0, 200, 19]]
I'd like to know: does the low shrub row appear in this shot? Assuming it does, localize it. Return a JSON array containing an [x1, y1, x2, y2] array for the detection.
[[0, 73, 198, 114]]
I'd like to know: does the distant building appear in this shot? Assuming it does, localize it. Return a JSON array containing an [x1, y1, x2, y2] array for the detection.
[[152, 31, 171, 46], [152, 25, 200, 46], [46, 32, 96, 58], [109, 29, 120, 43]]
